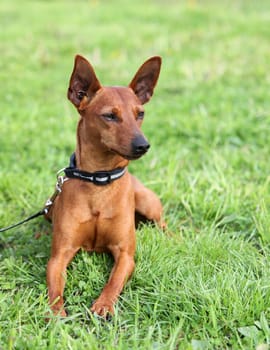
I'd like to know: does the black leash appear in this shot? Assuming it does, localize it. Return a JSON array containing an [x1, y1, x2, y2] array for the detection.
[[0, 166, 66, 234], [0, 209, 45, 233]]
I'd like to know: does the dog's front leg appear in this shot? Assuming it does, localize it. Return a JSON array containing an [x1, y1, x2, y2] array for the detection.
[[91, 245, 135, 317], [46, 246, 78, 317]]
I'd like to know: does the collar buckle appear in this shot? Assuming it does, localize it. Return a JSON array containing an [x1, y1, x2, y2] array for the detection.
[[92, 172, 112, 185]]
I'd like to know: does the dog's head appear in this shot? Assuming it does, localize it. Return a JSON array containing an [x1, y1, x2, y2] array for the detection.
[[67, 55, 161, 160]]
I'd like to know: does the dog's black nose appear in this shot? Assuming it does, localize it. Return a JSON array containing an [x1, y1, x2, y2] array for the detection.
[[132, 135, 150, 156]]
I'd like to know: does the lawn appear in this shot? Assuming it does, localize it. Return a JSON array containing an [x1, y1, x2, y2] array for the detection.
[[1, 0, 270, 349]]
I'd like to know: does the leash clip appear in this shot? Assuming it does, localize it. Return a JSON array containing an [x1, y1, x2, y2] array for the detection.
[[56, 168, 68, 192], [43, 168, 68, 215]]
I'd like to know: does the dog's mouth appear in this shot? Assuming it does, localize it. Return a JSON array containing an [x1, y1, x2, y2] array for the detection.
[[123, 153, 144, 160], [110, 149, 146, 160]]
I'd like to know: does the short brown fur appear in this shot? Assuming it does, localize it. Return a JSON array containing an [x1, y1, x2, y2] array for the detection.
[[46, 55, 165, 318]]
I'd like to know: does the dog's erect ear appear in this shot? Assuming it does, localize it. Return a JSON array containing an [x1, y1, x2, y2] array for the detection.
[[129, 56, 162, 105], [67, 55, 101, 109]]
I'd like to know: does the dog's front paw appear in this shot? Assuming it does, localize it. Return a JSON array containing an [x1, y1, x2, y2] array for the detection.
[[53, 307, 67, 318], [45, 307, 67, 322], [90, 298, 114, 319], [48, 297, 67, 318]]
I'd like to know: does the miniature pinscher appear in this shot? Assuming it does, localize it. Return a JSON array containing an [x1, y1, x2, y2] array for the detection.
[[46, 55, 164, 318]]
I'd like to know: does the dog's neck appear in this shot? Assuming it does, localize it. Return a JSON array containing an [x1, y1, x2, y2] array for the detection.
[[75, 118, 129, 172]]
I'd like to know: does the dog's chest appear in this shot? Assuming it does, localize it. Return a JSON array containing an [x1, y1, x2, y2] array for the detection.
[[71, 185, 131, 251], [56, 179, 134, 251], [78, 206, 123, 253]]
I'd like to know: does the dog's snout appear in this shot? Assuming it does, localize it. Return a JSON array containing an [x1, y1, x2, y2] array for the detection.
[[132, 135, 150, 156]]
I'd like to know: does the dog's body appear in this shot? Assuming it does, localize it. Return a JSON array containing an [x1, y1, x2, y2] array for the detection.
[[46, 55, 164, 317]]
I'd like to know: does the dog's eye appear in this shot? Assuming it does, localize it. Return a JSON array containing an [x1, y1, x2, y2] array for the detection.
[[102, 113, 119, 122], [136, 111, 145, 120]]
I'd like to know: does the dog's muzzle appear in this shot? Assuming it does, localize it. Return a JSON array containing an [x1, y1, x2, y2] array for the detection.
[[131, 135, 150, 158]]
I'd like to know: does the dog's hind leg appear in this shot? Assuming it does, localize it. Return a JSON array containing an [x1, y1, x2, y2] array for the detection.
[[131, 175, 166, 229]]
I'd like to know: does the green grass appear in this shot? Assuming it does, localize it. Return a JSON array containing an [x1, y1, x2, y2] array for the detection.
[[1, 0, 270, 348]]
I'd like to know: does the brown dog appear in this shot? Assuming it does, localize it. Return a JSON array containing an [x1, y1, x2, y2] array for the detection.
[[46, 55, 164, 318]]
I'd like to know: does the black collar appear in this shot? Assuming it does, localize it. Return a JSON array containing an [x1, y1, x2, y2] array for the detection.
[[64, 153, 126, 186]]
